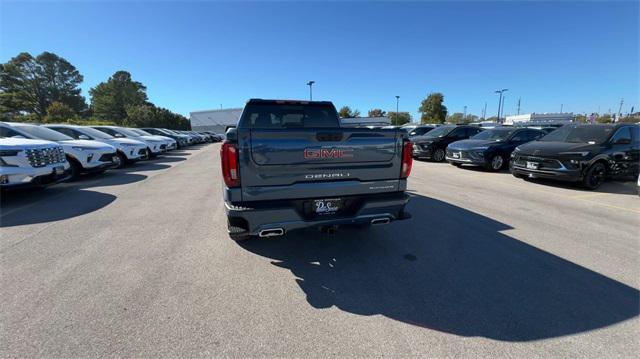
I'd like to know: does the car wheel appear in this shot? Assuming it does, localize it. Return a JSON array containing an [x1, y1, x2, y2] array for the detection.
[[116, 152, 127, 168], [582, 162, 607, 190], [433, 148, 445, 162], [487, 155, 504, 171], [228, 219, 253, 241], [68, 158, 82, 181]]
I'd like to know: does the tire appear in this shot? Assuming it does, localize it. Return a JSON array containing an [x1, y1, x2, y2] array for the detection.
[[228, 219, 253, 241], [582, 162, 607, 190], [486, 154, 504, 171], [433, 148, 445, 162], [68, 158, 82, 181], [116, 152, 127, 169]]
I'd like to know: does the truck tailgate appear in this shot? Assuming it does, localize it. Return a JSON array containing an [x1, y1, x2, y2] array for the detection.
[[240, 128, 404, 201]]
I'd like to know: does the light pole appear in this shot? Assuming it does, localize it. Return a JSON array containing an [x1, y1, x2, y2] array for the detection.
[[463, 105, 467, 122], [306, 81, 315, 101], [395, 95, 400, 125], [494, 89, 508, 123]]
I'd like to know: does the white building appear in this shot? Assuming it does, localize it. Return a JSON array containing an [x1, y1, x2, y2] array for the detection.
[[340, 116, 391, 127], [504, 113, 574, 125], [190, 108, 243, 133]]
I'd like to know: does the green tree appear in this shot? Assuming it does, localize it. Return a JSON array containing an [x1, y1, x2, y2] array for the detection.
[[418, 92, 447, 124], [367, 108, 386, 117], [0, 52, 86, 119], [45, 101, 76, 122], [387, 111, 411, 126], [448, 112, 464, 123], [89, 71, 148, 123], [338, 106, 360, 118], [596, 114, 612, 123], [574, 114, 588, 123]]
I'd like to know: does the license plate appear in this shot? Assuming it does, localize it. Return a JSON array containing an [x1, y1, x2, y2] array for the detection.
[[526, 161, 539, 170], [452, 152, 460, 159], [53, 166, 65, 175], [313, 198, 342, 215]]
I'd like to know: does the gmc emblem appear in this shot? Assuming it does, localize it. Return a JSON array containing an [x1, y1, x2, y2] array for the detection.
[[304, 148, 353, 159]]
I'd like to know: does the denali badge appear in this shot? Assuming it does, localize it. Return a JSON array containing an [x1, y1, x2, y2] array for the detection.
[[304, 147, 354, 159], [305, 173, 351, 179]]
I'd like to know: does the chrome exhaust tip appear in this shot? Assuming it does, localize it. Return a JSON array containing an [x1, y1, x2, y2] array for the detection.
[[259, 228, 284, 238], [370, 218, 391, 225]]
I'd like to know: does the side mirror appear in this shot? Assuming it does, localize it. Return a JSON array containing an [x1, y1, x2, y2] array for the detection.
[[78, 134, 90, 140], [115, 133, 124, 138]]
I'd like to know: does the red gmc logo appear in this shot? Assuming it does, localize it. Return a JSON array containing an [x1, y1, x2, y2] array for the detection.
[[304, 148, 353, 159]]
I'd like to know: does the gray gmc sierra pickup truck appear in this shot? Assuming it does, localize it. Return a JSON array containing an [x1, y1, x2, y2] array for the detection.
[[221, 99, 413, 240]]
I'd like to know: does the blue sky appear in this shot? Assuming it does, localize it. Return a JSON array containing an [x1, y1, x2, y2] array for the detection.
[[1, 1, 638, 120]]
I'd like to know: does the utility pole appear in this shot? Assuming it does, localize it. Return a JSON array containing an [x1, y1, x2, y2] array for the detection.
[[395, 95, 400, 125], [560, 104, 563, 113], [517, 98, 521, 115], [494, 89, 508, 123], [482, 102, 487, 120], [463, 106, 467, 122], [306, 81, 315, 101], [618, 98, 624, 118]]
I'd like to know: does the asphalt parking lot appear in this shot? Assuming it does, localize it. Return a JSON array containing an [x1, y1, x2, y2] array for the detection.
[[1, 143, 638, 357]]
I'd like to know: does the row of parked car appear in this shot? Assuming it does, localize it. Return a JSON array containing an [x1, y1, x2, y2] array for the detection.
[[0, 122, 222, 189], [406, 123, 640, 190]]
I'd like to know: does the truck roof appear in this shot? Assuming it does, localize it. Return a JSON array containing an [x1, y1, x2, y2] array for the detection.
[[246, 98, 334, 105]]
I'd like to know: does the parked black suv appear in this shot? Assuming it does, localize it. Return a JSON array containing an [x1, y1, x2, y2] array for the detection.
[[412, 125, 483, 162], [407, 125, 436, 138], [447, 127, 545, 171], [510, 124, 640, 189]]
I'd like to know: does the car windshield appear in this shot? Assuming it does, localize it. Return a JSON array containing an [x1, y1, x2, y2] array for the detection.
[[539, 125, 614, 144], [471, 128, 514, 141], [409, 127, 434, 136], [130, 129, 153, 136], [14, 125, 73, 141], [112, 127, 142, 137], [423, 126, 455, 138], [79, 127, 114, 139]]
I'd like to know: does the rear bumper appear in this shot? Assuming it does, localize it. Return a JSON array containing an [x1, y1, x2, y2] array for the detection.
[[225, 192, 411, 236]]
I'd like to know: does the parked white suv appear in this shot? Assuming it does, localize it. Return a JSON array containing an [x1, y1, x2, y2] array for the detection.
[[127, 128, 177, 151], [44, 124, 148, 168], [92, 126, 166, 157], [0, 122, 119, 179], [0, 136, 70, 188]]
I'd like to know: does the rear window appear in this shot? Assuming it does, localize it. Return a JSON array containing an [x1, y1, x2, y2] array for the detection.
[[240, 103, 339, 129]]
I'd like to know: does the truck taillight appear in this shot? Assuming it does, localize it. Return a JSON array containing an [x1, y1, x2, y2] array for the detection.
[[401, 139, 413, 178], [221, 141, 240, 187]]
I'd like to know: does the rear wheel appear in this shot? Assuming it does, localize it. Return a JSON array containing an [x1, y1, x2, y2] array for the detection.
[[433, 148, 445, 162], [582, 162, 606, 190], [228, 219, 253, 241]]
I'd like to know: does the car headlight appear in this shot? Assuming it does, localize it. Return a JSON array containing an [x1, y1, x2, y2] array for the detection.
[[0, 150, 21, 156], [559, 151, 590, 157], [72, 146, 94, 151]]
